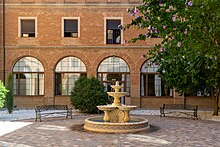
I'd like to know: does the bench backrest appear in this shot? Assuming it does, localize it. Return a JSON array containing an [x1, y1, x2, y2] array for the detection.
[[163, 104, 198, 110], [35, 105, 68, 112]]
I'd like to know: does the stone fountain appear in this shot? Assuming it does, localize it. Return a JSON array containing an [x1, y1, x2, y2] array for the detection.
[[84, 81, 149, 133]]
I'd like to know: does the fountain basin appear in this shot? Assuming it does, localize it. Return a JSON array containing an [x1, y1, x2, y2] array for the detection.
[[97, 105, 117, 111], [117, 105, 137, 111], [84, 117, 149, 133]]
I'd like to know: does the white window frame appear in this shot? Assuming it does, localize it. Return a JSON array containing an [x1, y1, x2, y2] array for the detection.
[[18, 17, 37, 38], [62, 17, 80, 38], [104, 17, 123, 45]]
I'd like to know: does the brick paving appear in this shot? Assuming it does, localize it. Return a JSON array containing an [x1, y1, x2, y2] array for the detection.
[[0, 115, 220, 147]]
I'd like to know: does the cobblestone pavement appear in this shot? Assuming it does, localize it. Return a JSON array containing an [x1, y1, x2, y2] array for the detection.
[[0, 115, 220, 147]]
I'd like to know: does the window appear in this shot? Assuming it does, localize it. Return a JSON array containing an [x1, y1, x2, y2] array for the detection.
[[55, 57, 86, 95], [19, 17, 37, 37], [98, 56, 130, 96], [105, 19, 122, 44], [13, 57, 44, 96], [62, 17, 80, 37], [141, 62, 172, 97]]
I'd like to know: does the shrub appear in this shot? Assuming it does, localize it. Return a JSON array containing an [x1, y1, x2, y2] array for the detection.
[[70, 76, 109, 113], [6, 73, 14, 113], [0, 80, 8, 108]]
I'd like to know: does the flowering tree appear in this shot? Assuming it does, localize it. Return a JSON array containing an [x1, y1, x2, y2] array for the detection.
[[126, 0, 220, 115]]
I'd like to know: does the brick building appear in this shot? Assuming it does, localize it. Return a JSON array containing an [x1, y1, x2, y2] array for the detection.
[[0, 0, 217, 109]]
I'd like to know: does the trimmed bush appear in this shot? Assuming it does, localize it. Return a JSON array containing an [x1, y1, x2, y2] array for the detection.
[[0, 80, 8, 108], [6, 73, 14, 113], [70, 76, 109, 113]]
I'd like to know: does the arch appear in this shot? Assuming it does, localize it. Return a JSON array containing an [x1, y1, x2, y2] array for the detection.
[[93, 52, 135, 73], [54, 56, 87, 96], [140, 60, 158, 73], [97, 55, 131, 97], [55, 56, 86, 72], [7, 51, 48, 72], [98, 56, 130, 72], [51, 51, 91, 72], [13, 56, 44, 72], [12, 56, 45, 96]]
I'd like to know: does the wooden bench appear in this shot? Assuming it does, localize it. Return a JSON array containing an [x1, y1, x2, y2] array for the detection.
[[160, 104, 198, 120], [35, 105, 73, 122]]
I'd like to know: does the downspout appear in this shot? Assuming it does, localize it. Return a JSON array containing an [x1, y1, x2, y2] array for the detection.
[[3, 0, 5, 84]]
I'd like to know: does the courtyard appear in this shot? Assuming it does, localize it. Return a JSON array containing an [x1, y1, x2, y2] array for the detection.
[[0, 110, 220, 147]]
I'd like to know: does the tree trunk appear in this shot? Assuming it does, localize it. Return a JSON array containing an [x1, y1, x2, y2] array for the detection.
[[213, 88, 219, 116], [184, 93, 186, 109]]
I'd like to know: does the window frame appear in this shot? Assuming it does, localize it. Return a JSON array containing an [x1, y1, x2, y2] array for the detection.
[[55, 56, 86, 96], [13, 72, 44, 96], [62, 17, 80, 38], [140, 63, 173, 97], [97, 56, 130, 96], [18, 17, 37, 38], [104, 17, 123, 45]]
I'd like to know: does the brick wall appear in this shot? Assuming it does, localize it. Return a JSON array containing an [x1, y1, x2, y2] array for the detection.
[[1, 1, 218, 109]]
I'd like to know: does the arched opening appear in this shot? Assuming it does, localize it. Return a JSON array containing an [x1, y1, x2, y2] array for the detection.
[[55, 57, 86, 95], [97, 56, 130, 96], [13, 57, 44, 96]]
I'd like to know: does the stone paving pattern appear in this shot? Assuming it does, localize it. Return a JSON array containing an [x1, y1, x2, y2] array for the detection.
[[0, 115, 220, 147]]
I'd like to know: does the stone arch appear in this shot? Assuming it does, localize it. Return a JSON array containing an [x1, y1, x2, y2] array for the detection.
[[50, 51, 91, 72], [7, 50, 48, 72], [93, 52, 135, 73]]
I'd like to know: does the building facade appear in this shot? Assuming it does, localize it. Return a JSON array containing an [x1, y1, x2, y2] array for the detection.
[[0, 0, 217, 109]]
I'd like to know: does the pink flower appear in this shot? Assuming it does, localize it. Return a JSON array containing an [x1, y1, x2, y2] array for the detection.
[[155, 51, 158, 55], [172, 15, 177, 22], [134, 7, 139, 14], [178, 42, 181, 48], [172, 36, 175, 40], [163, 26, 167, 29], [160, 48, 163, 52], [187, 1, 193, 6], [184, 29, 188, 35]]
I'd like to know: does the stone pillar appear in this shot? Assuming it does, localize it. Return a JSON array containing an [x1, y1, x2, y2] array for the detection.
[[44, 70, 55, 105], [87, 66, 97, 78], [129, 72, 141, 108]]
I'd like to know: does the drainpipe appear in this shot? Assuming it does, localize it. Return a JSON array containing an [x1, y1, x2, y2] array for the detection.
[[3, 0, 6, 84]]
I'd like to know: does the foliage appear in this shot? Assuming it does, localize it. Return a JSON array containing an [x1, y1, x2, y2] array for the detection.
[[0, 80, 8, 108], [6, 73, 14, 114], [70, 76, 109, 113], [126, 0, 220, 115]]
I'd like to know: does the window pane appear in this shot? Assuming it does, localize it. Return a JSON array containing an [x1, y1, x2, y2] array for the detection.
[[55, 57, 86, 72], [39, 74, 44, 95], [106, 20, 121, 44], [98, 57, 129, 72], [64, 20, 78, 37], [13, 57, 44, 72], [61, 73, 81, 95], [107, 20, 121, 29], [21, 20, 35, 33], [13, 73, 44, 96]]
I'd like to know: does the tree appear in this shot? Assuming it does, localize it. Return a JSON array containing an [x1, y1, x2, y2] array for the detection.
[[0, 80, 8, 108], [70, 76, 110, 113], [126, 0, 220, 115], [6, 73, 14, 113]]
